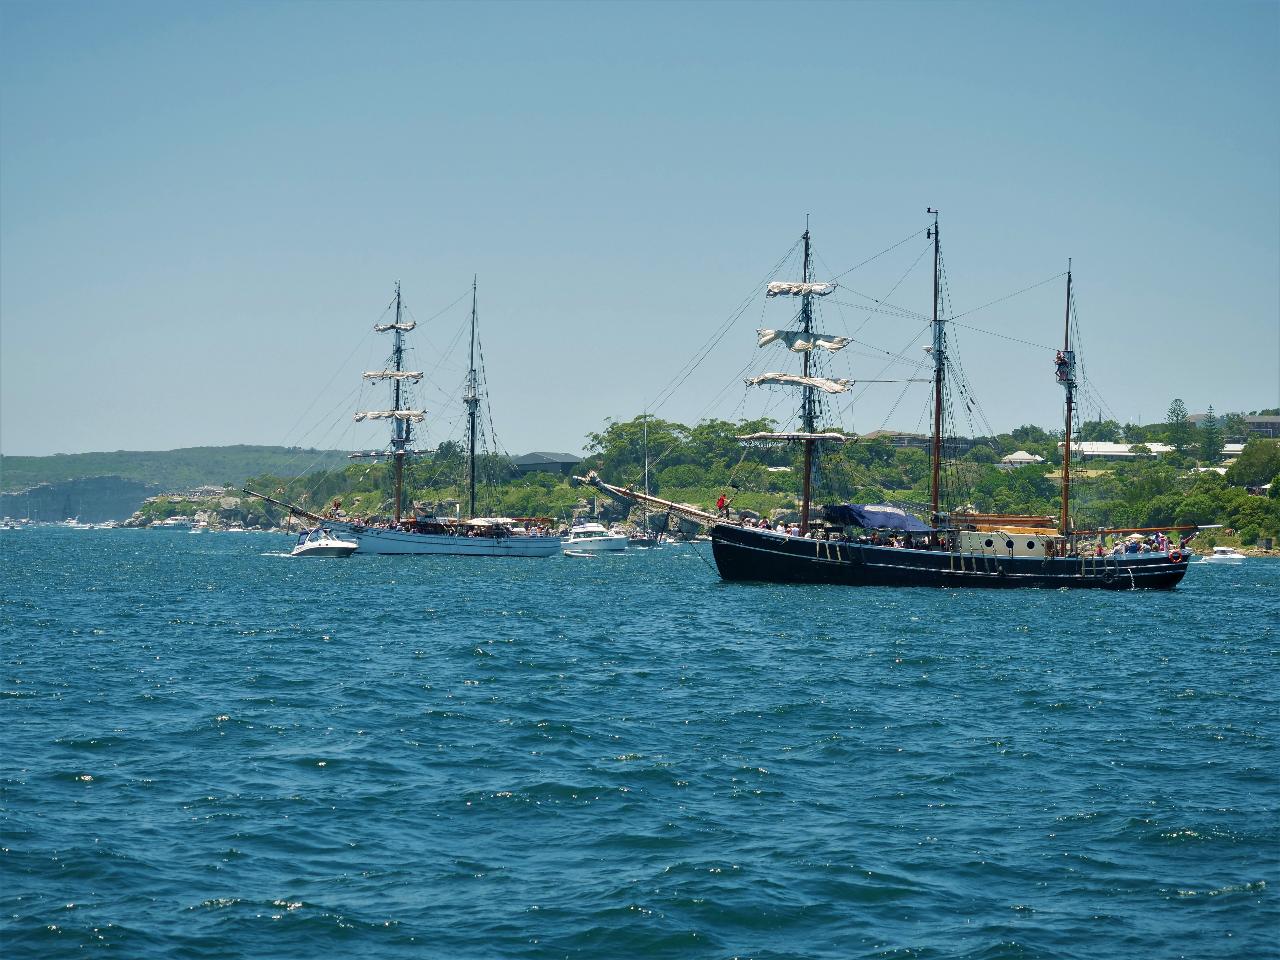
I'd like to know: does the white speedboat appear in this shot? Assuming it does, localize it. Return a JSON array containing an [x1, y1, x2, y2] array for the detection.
[[290, 527, 358, 558], [1199, 545, 1246, 564], [562, 522, 628, 553]]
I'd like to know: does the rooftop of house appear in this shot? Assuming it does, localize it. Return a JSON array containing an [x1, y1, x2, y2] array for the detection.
[[1060, 441, 1176, 456], [510, 451, 583, 466]]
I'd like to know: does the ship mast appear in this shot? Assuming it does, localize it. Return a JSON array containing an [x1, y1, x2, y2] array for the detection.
[[799, 222, 816, 534], [464, 276, 479, 520], [642, 414, 650, 532], [927, 209, 944, 526], [391, 281, 408, 524], [1059, 260, 1075, 536]]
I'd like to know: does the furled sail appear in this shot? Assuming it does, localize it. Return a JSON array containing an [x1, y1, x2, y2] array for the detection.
[[354, 409, 426, 423], [374, 321, 417, 332], [765, 281, 837, 298], [757, 329, 851, 353], [745, 372, 852, 394], [362, 370, 423, 381], [738, 431, 852, 443]]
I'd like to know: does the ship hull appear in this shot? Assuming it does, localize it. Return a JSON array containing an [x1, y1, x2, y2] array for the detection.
[[328, 522, 562, 557], [711, 525, 1189, 590]]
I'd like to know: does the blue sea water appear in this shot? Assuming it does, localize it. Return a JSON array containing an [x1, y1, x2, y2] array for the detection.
[[1, 528, 1276, 959]]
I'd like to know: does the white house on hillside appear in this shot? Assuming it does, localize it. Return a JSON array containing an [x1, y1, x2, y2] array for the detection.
[[999, 450, 1046, 470]]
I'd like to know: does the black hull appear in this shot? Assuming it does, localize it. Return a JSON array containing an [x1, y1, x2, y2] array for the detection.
[[711, 525, 1189, 590]]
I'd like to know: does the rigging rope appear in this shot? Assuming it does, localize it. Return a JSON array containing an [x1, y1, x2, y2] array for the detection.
[[828, 228, 929, 282], [946, 271, 1067, 323]]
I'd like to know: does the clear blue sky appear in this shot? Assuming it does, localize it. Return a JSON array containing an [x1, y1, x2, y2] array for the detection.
[[2, 0, 1277, 458]]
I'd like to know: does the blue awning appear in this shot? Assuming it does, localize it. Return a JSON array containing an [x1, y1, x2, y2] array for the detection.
[[822, 503, 933, 532]]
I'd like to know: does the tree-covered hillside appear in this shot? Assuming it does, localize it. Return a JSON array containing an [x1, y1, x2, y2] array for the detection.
[[232, 413, 1280, 547], [0, 446, 349, 494]]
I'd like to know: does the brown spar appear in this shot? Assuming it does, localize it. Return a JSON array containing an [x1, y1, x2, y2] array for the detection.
[[574, 473, 720, 525], [242, 488, 327, 524]]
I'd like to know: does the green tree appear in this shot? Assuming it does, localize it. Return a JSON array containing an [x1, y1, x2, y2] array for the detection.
[[1165, 399, 1193, 452], [1198, 406, 1224, 463], [1122, 422, 1149, 443], [1077, 419, 1122, 443], [1010, 424, 1055, 446], [1226, 439, 1280, 487], [1220, 412, 1248, 441], [584, 415, 689, 483]]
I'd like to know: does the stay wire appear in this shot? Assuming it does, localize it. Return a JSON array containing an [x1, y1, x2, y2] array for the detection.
[[828, 228, 929, 282], [648, 241, 801, 417], [946, 271, 1067, 323]]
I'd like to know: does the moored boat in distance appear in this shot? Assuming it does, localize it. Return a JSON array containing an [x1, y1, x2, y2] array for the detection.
[[150, 516, 193, 530], [1199, 545, 1247, 564]]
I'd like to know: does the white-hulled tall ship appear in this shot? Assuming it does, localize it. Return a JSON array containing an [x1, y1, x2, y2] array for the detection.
[[249, 281, 560, 557], [583, 214, 1195, 589]]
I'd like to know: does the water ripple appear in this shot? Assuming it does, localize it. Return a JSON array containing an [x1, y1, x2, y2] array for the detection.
[[1, 530, 1276, 959]]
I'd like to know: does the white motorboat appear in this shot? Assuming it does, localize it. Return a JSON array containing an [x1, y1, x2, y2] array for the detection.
[[290, 527, 358, 558], [1199, 545, 1246, 564], [562, 522, 628, 553]]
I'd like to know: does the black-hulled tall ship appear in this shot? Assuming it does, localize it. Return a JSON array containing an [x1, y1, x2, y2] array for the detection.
[[586, 215, 1193, 589], [249, 281, 560, 557]]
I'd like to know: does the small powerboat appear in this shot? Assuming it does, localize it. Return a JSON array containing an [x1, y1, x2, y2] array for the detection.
[[291, 527, 358, 558], [1198, 545, 1246, 564], [562, 522, 628, 553]]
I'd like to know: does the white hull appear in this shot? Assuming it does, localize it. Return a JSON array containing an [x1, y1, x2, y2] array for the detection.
[[292, 543, 358, 558], [329, 521, 562, 557], [561, 536, 628, 553], [1199, 556, 1245, 564]]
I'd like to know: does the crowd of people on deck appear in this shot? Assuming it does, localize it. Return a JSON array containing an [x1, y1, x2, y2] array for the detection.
[[1096, 531, 1193, 556], [739, 516, 833, 539], [733, 509, 1193, 560], [737, 515, 941, 547]]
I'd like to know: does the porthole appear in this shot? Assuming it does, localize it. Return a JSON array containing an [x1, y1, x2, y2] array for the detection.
[[1005, 539, 1015, 549], [984, 538, 994, 548], [1027, 540, 1036, 550]]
